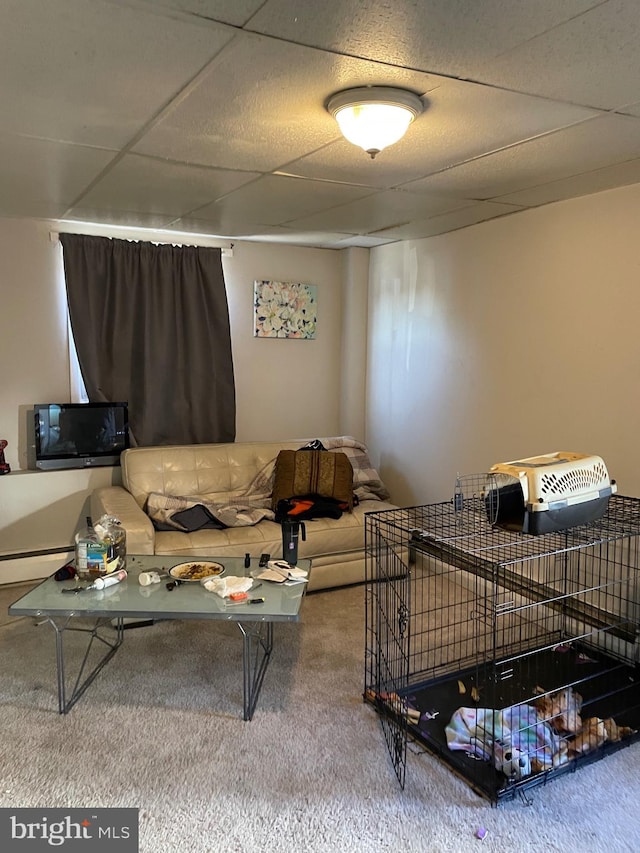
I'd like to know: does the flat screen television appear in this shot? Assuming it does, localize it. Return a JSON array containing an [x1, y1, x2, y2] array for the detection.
[[34, 402, 130, 470]]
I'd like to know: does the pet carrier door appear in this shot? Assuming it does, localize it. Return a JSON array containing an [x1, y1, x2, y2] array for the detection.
[[364, 512, 412, 788]]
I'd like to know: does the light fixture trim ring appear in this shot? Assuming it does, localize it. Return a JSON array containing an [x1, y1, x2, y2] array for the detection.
[[326, 86, 424, 120]]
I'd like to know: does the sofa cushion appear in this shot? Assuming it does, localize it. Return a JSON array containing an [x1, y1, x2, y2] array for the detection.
[[121, 440, 309, 508], [152, 499, 397, 562], [271, 449, 353, 511]]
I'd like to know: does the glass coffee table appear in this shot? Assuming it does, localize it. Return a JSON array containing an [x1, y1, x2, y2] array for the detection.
[[8, 554, 310, 721]]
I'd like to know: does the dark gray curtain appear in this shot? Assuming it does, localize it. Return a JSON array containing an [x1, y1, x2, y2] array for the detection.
[[60, 234, 235, 447]]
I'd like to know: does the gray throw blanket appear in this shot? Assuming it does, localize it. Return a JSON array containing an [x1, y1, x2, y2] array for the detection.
[[145, 436, 390, 532], [320, 436, 390, 503]]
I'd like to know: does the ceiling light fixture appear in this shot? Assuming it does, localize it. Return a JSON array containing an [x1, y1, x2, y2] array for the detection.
[[326, 86, 424, 159]]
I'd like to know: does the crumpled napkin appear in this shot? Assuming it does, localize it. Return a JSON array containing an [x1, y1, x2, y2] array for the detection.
[[202, 576, 253, 598]]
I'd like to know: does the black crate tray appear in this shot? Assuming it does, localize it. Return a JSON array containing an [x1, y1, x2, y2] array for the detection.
[[397, 644, 640, 803]]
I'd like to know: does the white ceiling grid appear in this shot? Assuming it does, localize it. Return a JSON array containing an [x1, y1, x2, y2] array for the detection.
[[1, 0, 639, 247]]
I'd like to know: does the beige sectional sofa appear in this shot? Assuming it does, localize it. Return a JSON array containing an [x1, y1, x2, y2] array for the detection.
[[90, 436, 396, 592]]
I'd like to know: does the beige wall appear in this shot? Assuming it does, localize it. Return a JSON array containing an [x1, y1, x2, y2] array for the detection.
[[0, 220, 71, 469], [5, 177, 640, 574], [339, 247, 369, 442], [0, 221, 364, 468], [367, 182, 640, 506], [223, 241, 346, 442], [0, 219, 366, 573]]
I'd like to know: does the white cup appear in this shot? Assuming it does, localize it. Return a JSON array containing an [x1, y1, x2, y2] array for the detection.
[[139, 571, 162, 586]]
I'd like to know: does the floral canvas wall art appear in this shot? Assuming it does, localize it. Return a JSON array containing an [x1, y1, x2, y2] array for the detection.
[[254, 280, 317, 339]]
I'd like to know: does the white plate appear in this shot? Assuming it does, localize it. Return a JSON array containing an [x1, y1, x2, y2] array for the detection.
[[169, 561, 225, 582]]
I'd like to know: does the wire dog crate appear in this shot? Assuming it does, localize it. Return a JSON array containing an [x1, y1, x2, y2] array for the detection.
[[364, 486, 640, 803]]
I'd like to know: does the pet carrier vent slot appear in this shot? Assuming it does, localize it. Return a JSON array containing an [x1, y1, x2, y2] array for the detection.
[[540, 462, 608, 501]]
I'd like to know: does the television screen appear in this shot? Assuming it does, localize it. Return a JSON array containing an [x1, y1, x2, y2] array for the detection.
[[34, 402, 129, 470]]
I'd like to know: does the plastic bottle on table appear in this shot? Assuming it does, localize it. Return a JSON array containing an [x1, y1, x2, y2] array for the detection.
[[75, 516, 111, 580], [88, 569, 128, 590]]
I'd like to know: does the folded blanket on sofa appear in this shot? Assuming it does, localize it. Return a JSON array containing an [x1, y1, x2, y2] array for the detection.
[[319, 436, 391, 502], [146, 492, 275, 531], [146, 457, 276, 531]]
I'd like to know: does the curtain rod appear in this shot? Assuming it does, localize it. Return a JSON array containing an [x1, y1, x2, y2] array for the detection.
[[49, 229, 234, 256]]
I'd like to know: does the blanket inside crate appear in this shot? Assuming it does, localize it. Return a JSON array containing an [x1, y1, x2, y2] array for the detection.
[[446, 705, 563, 771]]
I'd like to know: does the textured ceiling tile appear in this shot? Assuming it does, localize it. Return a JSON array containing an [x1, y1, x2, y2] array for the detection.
[[168, 219, 353, 244], [473, 1, 640, 109], [2, 0, 640, 247], [285, 77, 600, 188], [370, 202, 523, 240], [178, 174, 376, 228], [404, 115, 640, 199], [141, 0, 267, 26], [0, 134, 117, 210], [233, 228, 358, 246], [286, 189, 469, 234], [330, 235, 399, 248], [132, 32, 436, 172], [0, 0, 233, 147], [396, 78, 601, 174], [76, 154, 261, 216], [246, 0, 600, 78], [619, 101, 640, 118], [62, 208, 179, 230], [494, 158, 640, 207]]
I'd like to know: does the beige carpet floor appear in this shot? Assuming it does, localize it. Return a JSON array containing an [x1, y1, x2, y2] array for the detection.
[[1, 580, 638, 853]]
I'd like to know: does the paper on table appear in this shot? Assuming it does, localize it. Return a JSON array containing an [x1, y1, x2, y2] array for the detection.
[[255, 568, 287, 583], [266, 560, 308, 579], [256, 562, 309, 584]]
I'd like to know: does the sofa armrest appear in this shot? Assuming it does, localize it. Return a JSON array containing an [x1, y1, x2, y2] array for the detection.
[[91, 486, 155, 555]]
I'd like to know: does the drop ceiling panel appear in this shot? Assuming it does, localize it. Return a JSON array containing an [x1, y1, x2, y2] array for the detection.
[[371, 202, 523, 240], [168, 219, 353, 246], [72, 154, 261, 217], [63, 209, 180, 231], [0, 0, 233, 147], [286, 190, 469, 235], [233, 228, 359, 247], [495, 158, 640, 207], [401, 78, 601, 175], [0, 135, 118, 217], [331, 235, 399, 249], [284, 77, 600, 188], [473, 0, 640, 110], [2, 1, 640, 248], [179, 174, 375, 229], [139, 0, 267, 26], [132, 32, 437, 172], [404, 115, 640, 200], [246, 0, 600, 79]]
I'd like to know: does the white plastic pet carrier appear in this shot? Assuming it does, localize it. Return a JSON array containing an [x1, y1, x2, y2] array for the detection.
[[487, 451, 617, 534]]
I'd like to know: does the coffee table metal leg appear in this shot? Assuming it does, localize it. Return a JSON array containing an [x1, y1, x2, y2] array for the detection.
[[48, 616, 124, 714], [237, 621, 274, 720]]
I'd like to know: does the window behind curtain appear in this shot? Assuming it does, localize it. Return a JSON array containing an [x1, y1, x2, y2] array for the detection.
[[60, 234, 236, 447], [68, 313, 88, 402]]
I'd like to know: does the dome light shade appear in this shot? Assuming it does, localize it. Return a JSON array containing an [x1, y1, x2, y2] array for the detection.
[[327, 86, 423, 158]]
